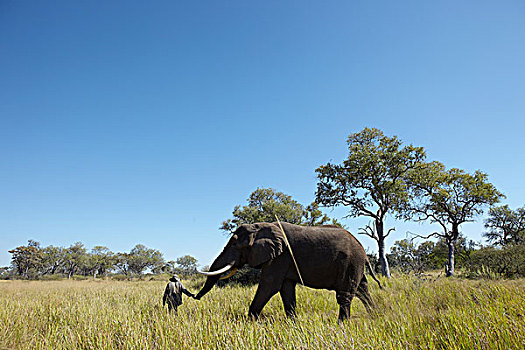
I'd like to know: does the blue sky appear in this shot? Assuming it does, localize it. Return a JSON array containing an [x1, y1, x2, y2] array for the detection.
[[1, 1, 524, 267]]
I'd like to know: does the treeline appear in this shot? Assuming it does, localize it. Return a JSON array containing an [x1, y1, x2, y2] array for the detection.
[[2, 241, 199, 280], [386, 236, 525, 279]]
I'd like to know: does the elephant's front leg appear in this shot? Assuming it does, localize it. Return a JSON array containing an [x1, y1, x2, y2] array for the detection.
[[248, 263, 287, 319], [279, 279, 297, 317], [248, 282, 281, 320]]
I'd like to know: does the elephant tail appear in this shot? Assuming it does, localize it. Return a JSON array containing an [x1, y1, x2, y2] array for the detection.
[[366, 259, 383, 289]]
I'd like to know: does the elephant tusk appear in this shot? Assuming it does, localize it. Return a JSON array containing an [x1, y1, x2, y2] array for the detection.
[[198, 263, 234, 276], [219, 268, 238, 280]]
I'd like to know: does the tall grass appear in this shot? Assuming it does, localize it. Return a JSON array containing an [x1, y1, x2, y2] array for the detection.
[[0, 276, 523, 349]]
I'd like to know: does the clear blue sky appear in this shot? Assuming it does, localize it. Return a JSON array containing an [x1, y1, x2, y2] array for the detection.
[[1, 1, 524, 267]]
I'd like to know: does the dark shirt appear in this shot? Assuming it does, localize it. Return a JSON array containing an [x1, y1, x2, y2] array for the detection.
[[163, 280, 192, 307]]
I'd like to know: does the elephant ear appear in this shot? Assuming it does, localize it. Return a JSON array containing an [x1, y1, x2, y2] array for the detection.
[[247, 223, 285, 268]]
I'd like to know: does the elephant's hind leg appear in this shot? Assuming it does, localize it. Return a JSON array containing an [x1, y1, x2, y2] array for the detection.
[[356, 276, 376, 314], [279, 279, 297, 317], [336, 291, 354, 322]]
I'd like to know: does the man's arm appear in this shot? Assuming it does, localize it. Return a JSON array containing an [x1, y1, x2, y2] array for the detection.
[[162, 284, 169, 305], [179, 282, 195, 298]]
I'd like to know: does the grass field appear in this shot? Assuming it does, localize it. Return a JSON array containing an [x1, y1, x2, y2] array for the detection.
[[0, 276, 523, 349]]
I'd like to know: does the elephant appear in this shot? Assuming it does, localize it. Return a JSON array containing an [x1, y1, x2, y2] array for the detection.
[[195, 222, 382, 322]]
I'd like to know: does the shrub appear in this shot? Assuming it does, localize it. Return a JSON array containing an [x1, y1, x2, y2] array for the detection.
[[465, 245, 525, 278]]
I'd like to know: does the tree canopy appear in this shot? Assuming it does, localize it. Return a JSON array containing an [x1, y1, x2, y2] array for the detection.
[[316, 127, 426, 277], [221, 187, 332, 233], [3, 240, 199, 280], [484, 205, 525, 246], [404, 161, 504, 275]]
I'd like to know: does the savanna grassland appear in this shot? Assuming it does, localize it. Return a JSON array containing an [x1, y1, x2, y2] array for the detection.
[[0, 276, 523, 349]]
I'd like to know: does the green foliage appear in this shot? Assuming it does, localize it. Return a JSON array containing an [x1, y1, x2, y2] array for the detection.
[[388, 239, 435, 274], [404, 162, 503, 276], [127, 244, 165, 275], [8, 240, 42, 278], [221, 187, 332, 233], [174, 255, 199, 276], [40, 245, 66, 275], [316, 128, 426, 277], [316, 127, 426, 220], [64, 242, 87, 279], [465, 245, 525, 279], [88, 246, 116, 278], [388, 236, 475, 274], [0, 266, 14, 280], [6, 241, 179, 280], [406, 163, 504, 232], [484, 205, 525, 246]]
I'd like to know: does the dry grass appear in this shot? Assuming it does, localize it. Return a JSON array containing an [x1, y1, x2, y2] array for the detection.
[[0, 276, 523, 349]]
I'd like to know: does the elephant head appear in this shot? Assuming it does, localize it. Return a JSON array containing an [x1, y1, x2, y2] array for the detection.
[[195, 223, 285, 299]]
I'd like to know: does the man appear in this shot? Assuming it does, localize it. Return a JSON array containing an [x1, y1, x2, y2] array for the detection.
[[162, 275, 195, 314]]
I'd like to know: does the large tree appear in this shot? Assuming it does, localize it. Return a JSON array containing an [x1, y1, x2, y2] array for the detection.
[[40, 245, 66, 275], [221, 187, 332, 233], [484, 205, 525, 246], [405, 161, 503, 276], [9, 240, 43, 278], [64, 242, 87, 279], [88, 246, 116, 278], [175, 255, 199, 276], [127, 244, 164, 275], [316, 128, 426, 277]]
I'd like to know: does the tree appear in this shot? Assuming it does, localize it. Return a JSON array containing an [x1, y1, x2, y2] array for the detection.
[[64, 242, 87, 279], [40, 245, 66, 275], [175, 255, 198, 276], [0, 266, 12, 279], [316, 128, 426, 277], [221, 187, 332, 233], [88, 246, 115, 279], [404, 162, 503, 276], [484, 205, 525, 246], [127, 244, 164, 275], [389, 239, 433, 274], [8, 240, 43, 278], [465, 245, 525, 278], [115, 252, 130, 275]]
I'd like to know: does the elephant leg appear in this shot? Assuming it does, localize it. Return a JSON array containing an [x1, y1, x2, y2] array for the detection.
[[356, 276, 375, 314], [248, 263, 288, 320], [279, 279, 297, 317], [248, 283, 281, 320], [336, 291, 354, 322]]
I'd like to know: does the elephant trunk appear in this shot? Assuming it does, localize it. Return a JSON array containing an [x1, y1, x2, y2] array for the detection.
[[196, 252, 239, 299], [196, 274, 221, 299]]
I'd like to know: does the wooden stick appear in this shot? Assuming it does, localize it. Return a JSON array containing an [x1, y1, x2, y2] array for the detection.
[[275, 215, 304, 286]]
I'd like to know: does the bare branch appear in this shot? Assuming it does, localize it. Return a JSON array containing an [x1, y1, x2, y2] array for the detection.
[[358, 223, 379, 241], [407, 230, 443, 243], [384, 227, 396, 238]]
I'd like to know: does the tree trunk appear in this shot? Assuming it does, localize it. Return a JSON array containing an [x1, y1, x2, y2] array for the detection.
[[376, 220, 391, 278], [446, 240, 455, 277]]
